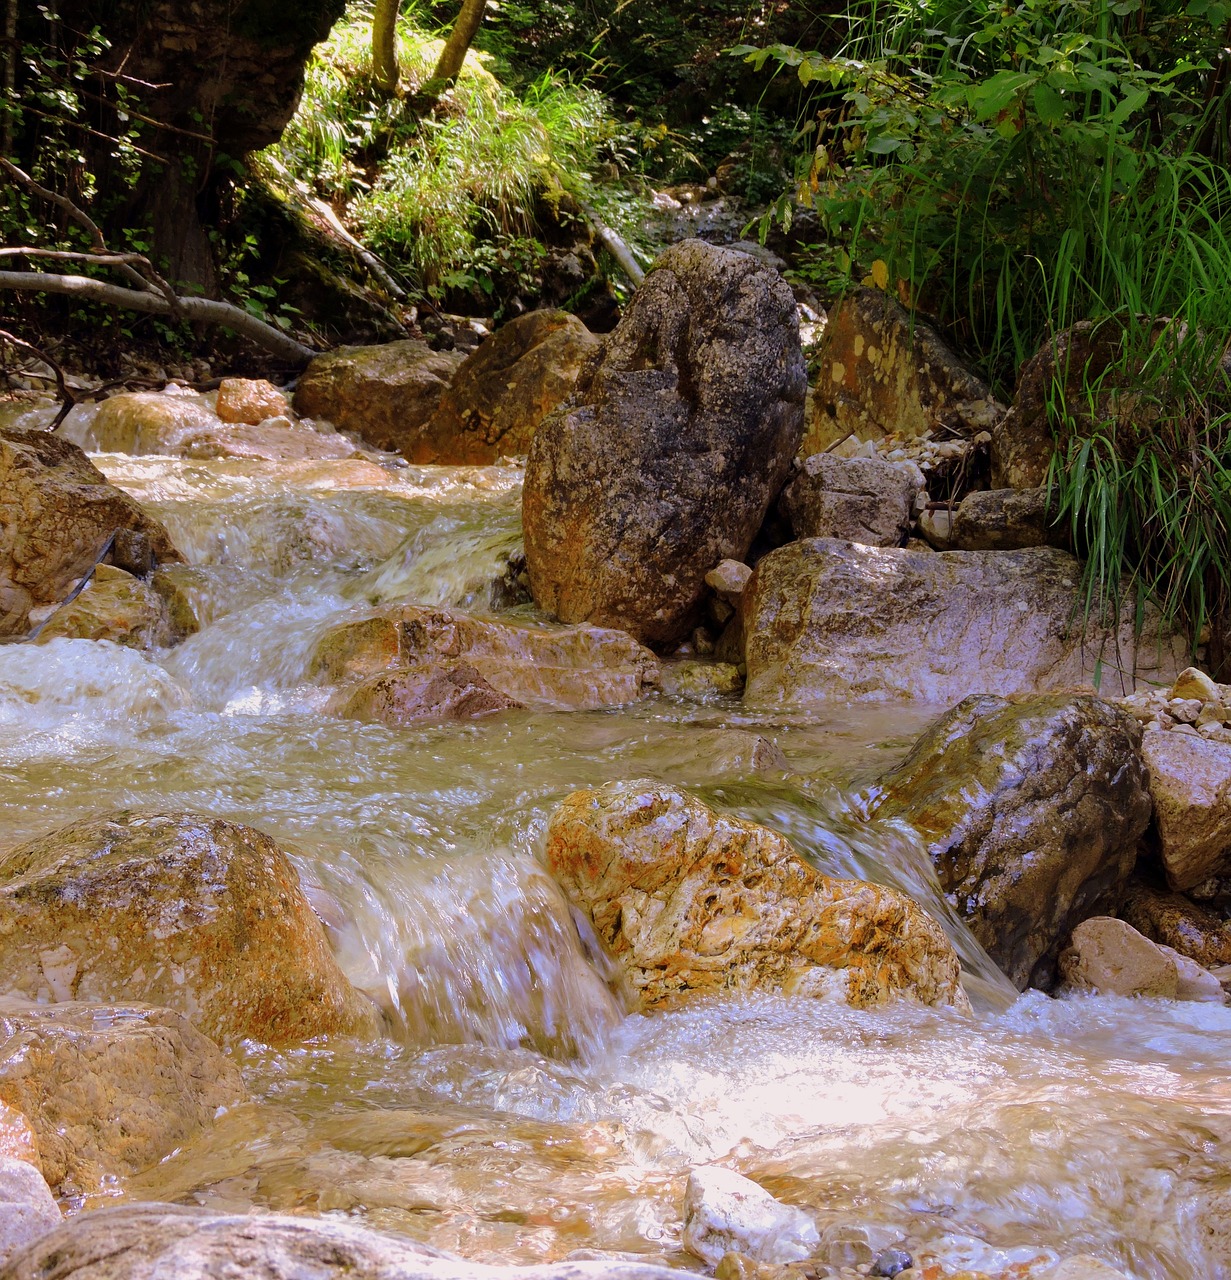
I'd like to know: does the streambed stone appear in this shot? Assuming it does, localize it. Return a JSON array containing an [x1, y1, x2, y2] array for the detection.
[[0, 1158, 59, 1266], [214, 377, 291, 425], [1140, 731, 1231, 891], [544, 781, 967, 1010], [0, 426, 181, 638], [741, 539, 1185, 704], [0, 812, 381, 1046], [310, 605, 660, 712], [524, 239, 806, 648], [0, 1204, 686, 1280], [1121, 883, 1231, 968], [682, 1166, 818, 1267], [0, 1000, 244, 1194], [337, 663, 522, 726], [34, 564, 173, 649], [417, 310, 600, 463], [872, 694, 1151, 989], [293, 339, 466, 457]]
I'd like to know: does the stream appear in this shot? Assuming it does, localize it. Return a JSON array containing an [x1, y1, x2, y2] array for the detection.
[[3, 442, 1231, 1278]]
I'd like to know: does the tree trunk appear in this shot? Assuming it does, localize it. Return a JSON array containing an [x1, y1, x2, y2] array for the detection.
[[372, 0, 399, 94], [430, 0, 487, 87]]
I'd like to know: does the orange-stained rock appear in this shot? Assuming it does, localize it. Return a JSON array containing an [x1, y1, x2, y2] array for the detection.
[[337, 663, 522, 726], [214, 377, 291, 425], [309, 604, 660, 712], [415, 310, 600, 463], [0, 427, 181, 638], [292, 340, 466, 457], [0, 1000, 245, 1195], [544, 781, 967, 1011], [0, 1101, 39, 1170], [804, 287, 1003, 456], [0, 812, 382, 1046]]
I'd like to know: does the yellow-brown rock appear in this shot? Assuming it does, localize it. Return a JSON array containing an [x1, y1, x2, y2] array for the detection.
[[214, 377, 291, 425], [1121, 882, 1231, 968], [0, 999, 245, 1194], [415, 310, 600, 463], [1141, 731, 1231, 891], [544, 781, 966, 1010], [292, 340, 466, 457], [91, 391, 220, 454], [0, 427, 181, 638], [309, 604, 660, 711], [803, 287, 1004, 456], [34, 564, 173, 649], [0, 812, 381, 1046], [0, 1101, 39, 1170], [337, 663, 522, 726]]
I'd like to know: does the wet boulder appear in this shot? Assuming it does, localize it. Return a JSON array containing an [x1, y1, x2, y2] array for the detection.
[[1058, 916, 1180, 998], [1121, 883, 1231, 968], [292, 339, 466, 457], [523, 239, 806, 649], [0, 1103, 38, 1169], [779, 453, 917, 547], [951, 487, 1064, 551], [682, 1166, 818, 1267], [1140, 731, 1231, 891], [741, 539, 1185, 705], [182, 417, 359, 462], [336, 663, 522, 726], [544, 781, 967, 1010], [872, 694, 1152, 989], [91, 391, 221, 453], [803, 287, 1003, 456], [310, 604, 660, 712], [0, 1159, 59, 1266], [34, 564, 176, 648], [415, 310, 601, 464], [0, 812, 381, 1045], [0, 427, 181, 638], [214, 377, 291, 425], [0, 1205, 685, 1280], [0, 1000, 245, 1195]]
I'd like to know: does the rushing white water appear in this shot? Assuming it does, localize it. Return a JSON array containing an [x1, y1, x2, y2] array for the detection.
[[1, 443, 1229, 1279]]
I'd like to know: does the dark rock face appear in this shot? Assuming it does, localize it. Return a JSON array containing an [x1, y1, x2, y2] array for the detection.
[[523, 239, 807, 649], [872, 694, 1152, 989], [52, 0, 346, 288], [0, 427, 181, 639], [1121, 882, 1231, 968]]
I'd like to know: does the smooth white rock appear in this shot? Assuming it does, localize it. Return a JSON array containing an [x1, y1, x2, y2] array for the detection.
[[0, 1157, 60, 1265], [682, 1166, 818, 1267]]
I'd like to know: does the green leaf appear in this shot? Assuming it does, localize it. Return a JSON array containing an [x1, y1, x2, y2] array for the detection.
[[1033, 82, 1067, 125]]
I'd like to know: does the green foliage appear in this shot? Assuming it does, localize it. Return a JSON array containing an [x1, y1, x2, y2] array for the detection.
[[266, 4, 635, 308]]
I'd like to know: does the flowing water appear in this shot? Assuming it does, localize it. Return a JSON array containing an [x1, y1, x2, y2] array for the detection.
[[3, 424, 1231, 1279]]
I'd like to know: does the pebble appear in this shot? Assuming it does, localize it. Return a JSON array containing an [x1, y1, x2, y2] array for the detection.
[[871, 1249, 913, 1277]]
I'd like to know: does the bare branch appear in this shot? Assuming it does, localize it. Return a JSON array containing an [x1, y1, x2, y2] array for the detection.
[[0, 329, 76, 429], [0, 271, 318, 365], [0, 247, 152, 265]]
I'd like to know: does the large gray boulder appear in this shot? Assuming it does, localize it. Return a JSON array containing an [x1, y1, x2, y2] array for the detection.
[[742, 539, 1186, 704], [0, 1205, 683, 1280], [523, 240, 807, 648], [871, 694, 1151, 989]]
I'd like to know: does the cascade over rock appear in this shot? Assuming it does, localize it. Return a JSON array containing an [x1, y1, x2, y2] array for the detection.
[[0, 427, 181, 638], [544, 780, 967, 1010], [523, 239, 806, 648], [0, 812, 381, 1045], [741, 539, 1186, 704], [0, 1000, 245, 1194], [872, 694, 1151, 989]]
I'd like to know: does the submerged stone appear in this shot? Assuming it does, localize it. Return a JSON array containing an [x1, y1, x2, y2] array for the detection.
[[337, 663, 522, 726], [544, 780, 967, 1011], [0, 1000, 245, 1195], [872, 694, 1151, 989], [0, 1204, 686, 1279], [0, 812, 382, 1046]]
